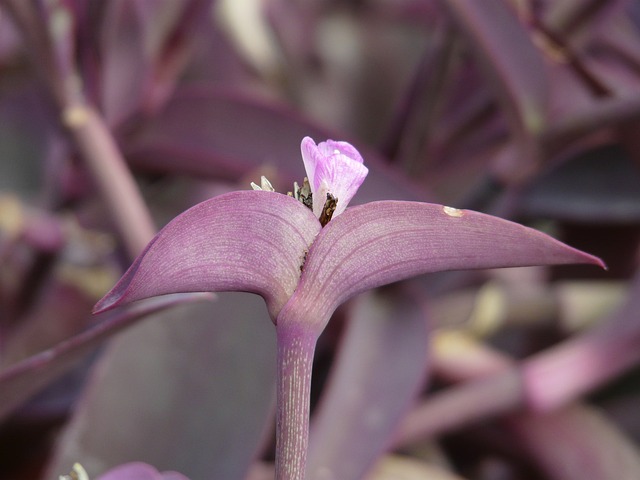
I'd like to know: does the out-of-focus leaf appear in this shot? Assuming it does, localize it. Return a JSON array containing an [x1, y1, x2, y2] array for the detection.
[[544, 93, 640, 149], [100, 0, 210, 125], [0, 85, 51, 196], [95, 462, 189, 480], [1, 282, 95, 367], [100, 0, 153, 126], [507, 405, 640, 480], [47, 294, 277, 480], [245, 462, 274, 480], [0, 294, 209, 421], [520, 144, 640, 223], [602, 392, 640, 443], [0, 5, 22, 61], [418, 331, 640, 480], [542, 0, 627, 50], [398, 268, 640, 442], [600, 16, 640, 73], [125, 88, 431, 203], [545, 62, 594, 132], [179, 17, 252, 87], [306, 289, 429, 480], [442, 0, 549, 139], [581, 54, 640, 96], [523, 272, 640, 412]]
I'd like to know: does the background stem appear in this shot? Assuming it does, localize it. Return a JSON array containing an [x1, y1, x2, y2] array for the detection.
[[275, 324, 317, 480], [62, 104, 156, 257]]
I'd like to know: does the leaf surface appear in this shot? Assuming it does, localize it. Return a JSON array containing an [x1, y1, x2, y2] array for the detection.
[[94, 191, 320, 319], [284, 201, 603, 331], [48, 295, 276, 480]]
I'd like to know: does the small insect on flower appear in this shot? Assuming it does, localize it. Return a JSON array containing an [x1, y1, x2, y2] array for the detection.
[[319, 193, 337, 227]]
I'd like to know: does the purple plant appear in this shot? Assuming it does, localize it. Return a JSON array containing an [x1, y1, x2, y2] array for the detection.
[[93, 137, 600, 479], [1, 1, 640, 480]]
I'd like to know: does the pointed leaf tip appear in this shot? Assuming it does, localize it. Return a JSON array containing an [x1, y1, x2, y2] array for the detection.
[[284, 201, 604, 331], [94, 191, 320, 318]]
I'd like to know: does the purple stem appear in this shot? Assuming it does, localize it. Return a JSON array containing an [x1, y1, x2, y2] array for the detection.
[[275, 323, 318, 480], [522, 308, 640, 412], [394, 282, 640, 446], [394, 369, 523, 447], [62, 104, 156, 256]]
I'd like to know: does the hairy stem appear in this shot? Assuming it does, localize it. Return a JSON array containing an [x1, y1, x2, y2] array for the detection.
[[275, 324, 317, 480]]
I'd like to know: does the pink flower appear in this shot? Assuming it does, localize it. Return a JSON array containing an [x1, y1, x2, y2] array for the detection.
[[300, 137, 368, 221]]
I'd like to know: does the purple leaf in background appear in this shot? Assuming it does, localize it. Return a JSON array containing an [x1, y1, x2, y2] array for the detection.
[[99, 0, 153, 126], [508, 404, 640, 480], [48, 296, 277, 480], [99, 0, 210, 127], [442, 0, 549, 180], [445, 0, 548, 134], [306, 289, 429, 480], [0, 294, 210, 421], [125, 88, 431, 204], [425, 332, 640, 480]]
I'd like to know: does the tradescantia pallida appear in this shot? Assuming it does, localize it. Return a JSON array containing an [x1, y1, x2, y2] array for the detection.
[[94, 137, 603, 480]]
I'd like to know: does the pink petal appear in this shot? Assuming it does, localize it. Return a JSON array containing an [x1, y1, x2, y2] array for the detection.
[[300, 137, 368, 217], [300, 136, 321, 191], [317, 139, 364, 165], [313, 151, 368, 217]]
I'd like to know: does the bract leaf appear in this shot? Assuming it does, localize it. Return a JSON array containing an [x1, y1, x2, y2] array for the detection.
[[283, 201, 603, 331], [94, 191, 320, 319]]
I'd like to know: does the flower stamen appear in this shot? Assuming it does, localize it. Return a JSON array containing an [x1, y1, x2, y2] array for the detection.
[[287, 177, 314, 210], [250, 176, 275, 192]]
